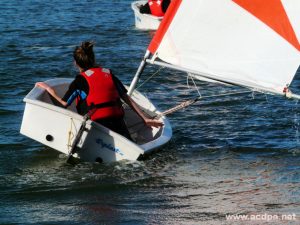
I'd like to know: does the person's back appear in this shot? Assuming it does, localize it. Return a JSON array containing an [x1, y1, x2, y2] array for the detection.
[[80, 67, 124, 121]]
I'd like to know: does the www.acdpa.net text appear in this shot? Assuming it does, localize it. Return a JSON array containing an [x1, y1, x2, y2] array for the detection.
[[226, 213, 297, 222]]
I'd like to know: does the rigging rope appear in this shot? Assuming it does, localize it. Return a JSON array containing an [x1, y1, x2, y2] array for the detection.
[[156, 90, 253, 118], [130, 66, 252, 124], [187, 73, 202, 98], [127, 90, 253, 129], [67, 118, 75, 151], [155, 72, 251, 118], [136, 67, 165, 90]]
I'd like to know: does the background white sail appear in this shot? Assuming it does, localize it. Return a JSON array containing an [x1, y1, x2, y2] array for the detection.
[[148, 0, 300, 95]]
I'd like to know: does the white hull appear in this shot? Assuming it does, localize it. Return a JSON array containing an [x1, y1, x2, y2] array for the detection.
[[20, 78, 172, 163], [131, 1, 162, 30]]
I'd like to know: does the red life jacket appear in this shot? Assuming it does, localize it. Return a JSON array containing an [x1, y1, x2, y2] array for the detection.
[[148, 0, 165, 17], [81, 67, 124, 121]]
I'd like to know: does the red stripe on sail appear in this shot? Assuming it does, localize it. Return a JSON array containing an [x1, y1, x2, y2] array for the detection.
[[148, 0, 182, 54], [233, 0, 300, 51]]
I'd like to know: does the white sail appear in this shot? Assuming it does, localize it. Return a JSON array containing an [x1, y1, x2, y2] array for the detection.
[[147, 0, 300, 95]]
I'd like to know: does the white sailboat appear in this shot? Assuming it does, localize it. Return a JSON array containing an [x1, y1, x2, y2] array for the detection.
[[131, 0, 163, 30], [20, 79, 172, 163], [21, 0, 300, 163]]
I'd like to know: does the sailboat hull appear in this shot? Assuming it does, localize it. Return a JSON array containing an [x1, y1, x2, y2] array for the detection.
[[20, 78, 172, 163]]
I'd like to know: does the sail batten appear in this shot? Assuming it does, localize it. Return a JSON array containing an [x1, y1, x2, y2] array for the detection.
[[147, 0, 300, 95]]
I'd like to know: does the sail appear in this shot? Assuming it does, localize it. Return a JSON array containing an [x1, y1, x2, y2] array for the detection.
[[148, 0, 300, 95]]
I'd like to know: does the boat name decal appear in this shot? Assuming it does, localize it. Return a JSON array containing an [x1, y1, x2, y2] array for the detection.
[[95, 138, 124, 156]]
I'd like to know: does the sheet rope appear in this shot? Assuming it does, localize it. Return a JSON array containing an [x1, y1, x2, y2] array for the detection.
[[156, 90, 252, 118], [127, 90, 252, 130]]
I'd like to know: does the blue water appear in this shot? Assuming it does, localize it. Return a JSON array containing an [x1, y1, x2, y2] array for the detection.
[[1, 1, 300, 224]]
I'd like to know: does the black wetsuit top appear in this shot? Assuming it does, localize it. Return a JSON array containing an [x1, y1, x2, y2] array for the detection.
[[139, 0, 171, 14]]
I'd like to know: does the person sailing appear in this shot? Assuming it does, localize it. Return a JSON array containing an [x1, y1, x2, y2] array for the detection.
[[35, 41, 163, 140], [139, 0, 171, 17]]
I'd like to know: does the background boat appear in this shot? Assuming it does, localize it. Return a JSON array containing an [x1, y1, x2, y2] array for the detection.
[[131, 0, 163, 30]]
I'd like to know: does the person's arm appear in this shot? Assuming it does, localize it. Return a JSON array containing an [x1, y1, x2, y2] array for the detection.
[[121, 93, 164, 128], [111, 73, 163, 128], [35, 82, 68, 107]]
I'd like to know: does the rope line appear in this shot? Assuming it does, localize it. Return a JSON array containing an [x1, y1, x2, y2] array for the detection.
[[187, 73, 202, 98], [157, 90, 252, 118], [136, 67, 165, 90], [127, 90, 252, 129], [67, 118, 75, 152]]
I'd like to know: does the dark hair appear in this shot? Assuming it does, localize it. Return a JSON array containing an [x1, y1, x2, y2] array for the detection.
[[73, 41, 96, 70]]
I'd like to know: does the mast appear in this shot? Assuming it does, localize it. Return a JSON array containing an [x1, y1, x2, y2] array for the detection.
[[128, 51, 150, 96]]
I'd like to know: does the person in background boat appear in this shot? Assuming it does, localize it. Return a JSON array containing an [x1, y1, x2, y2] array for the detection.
[[139, 0, 171, 17], [35, 41, 163, 140]]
